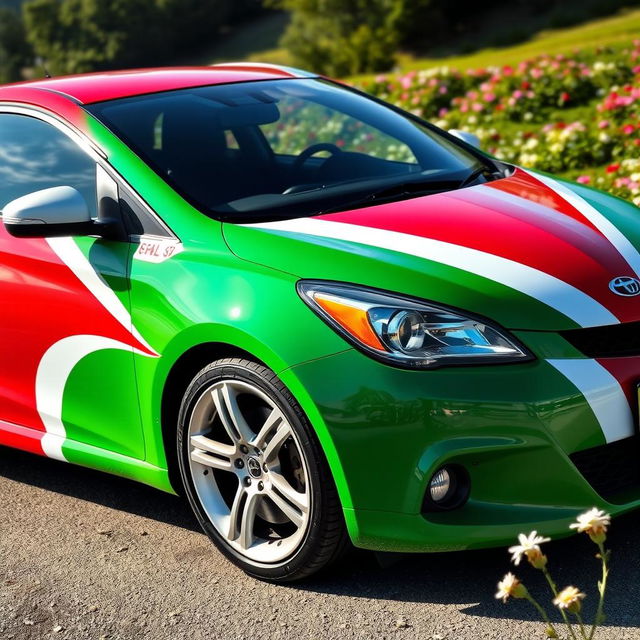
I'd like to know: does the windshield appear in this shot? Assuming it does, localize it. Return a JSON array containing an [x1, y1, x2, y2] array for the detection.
[[88, 78, 491, 221]]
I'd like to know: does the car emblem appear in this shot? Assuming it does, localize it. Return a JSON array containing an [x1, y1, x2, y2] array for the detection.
[[247, 456, 262, 478], [609, 276, 640, 297]]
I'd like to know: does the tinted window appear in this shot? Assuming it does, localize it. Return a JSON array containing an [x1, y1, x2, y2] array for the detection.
[[0, 114, 97, 216], [88, 79, 486, 221], [260, 96, 417, 163]]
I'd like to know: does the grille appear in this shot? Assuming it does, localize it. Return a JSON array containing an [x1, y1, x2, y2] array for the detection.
[[561, 321, 640, 358], [570, 436, 640, 503]]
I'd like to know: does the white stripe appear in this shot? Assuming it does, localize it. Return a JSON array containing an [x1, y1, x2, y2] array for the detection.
[[37, 335, 151, 461], [246, 218, 618, 328], [37, 238, 158, 462], [530, 171, 640, 277], [46, 237, 156, 354], [547, 359, 635, 443]]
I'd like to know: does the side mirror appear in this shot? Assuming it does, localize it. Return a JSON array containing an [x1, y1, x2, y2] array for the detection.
[[449, 129, 481, 149], [2, 186, 96, 238]]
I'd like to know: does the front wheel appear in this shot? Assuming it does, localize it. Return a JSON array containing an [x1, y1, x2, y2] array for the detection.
[[177, 358, 348, 581]]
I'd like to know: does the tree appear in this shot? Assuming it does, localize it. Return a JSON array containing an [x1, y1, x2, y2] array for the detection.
[[22, 0, 258, 76], [0, 8, 31, 83], [24, 0, 172, 74], [272, 0, 435, 76]]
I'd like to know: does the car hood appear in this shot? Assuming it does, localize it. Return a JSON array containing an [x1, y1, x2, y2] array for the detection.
[[223, 168, 640, 331]]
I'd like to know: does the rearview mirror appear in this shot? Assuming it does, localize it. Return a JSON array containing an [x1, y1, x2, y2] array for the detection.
[[2, 186, 96, 238], [448, 129, 481, 149]]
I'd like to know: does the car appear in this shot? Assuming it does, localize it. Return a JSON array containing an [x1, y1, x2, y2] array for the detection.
[[1, 64, 639, 582]]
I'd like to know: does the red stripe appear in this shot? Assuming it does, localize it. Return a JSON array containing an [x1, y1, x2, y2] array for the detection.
[[318, 170, 639, 323], [0, 229, 149, 433], [487, 171, 605, 236], [0, 419, 45, 456]]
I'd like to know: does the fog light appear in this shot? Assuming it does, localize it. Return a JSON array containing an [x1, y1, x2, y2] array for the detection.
[[423, 464, 470, 512], [429, 468, 451, 502]]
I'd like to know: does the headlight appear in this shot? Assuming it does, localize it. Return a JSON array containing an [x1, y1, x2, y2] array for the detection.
[[297, 281, 531, 369]]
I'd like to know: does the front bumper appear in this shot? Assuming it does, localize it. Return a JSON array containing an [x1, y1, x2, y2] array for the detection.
[[281, 343, 640, 552]]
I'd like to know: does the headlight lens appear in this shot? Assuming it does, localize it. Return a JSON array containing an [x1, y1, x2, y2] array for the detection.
[[297, 281, 531, 369]]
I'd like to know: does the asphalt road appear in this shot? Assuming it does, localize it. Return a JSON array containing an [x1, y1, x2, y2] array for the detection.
[[1, 447, 639, 640]]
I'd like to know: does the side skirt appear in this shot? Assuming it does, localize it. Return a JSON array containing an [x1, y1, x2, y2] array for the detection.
[[0, 419, 175, 494]]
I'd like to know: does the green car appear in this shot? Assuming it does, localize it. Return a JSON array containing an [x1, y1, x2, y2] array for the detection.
[[1, 64, 639, 582]]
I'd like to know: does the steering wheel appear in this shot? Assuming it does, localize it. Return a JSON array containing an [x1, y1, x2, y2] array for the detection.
[[283, 143, 343, 195], [291, 142, 343, 175]]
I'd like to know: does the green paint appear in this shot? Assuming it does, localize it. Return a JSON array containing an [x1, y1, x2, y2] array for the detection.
[[222, 224, 582, 331], [62, 349, 145, 459], [46, 106, 640, 553]]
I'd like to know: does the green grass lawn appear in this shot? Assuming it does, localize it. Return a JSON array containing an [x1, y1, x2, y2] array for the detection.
[[393, 7, 640, 74], [198, 6, 640, 79]]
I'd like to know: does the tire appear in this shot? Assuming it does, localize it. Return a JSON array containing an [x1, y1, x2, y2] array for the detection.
[[177, 357, 348, 582]]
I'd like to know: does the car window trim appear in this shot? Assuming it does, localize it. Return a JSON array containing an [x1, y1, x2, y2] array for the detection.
[[86, 78, 491, 221], [0, 103, 177, 241]]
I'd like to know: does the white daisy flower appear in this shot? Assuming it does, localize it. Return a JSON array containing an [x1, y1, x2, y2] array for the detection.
[[570, 508, 611, 539], [495, 572, 526, 603], [553, 586, 586, 613], [508, 531, 551, 565]]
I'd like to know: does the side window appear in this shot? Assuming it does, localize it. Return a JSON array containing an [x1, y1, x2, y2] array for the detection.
[[118, 183, 173, 238], [0, 113, 97, 217]]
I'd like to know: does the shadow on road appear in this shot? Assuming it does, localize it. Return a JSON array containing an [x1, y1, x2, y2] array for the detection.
[[2, 445, 639, 629], [301, 513, 640, 629], [0, 445, 198, 533]]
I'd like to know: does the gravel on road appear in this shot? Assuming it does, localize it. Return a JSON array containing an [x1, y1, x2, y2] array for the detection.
[[1, 447, 639, 640]]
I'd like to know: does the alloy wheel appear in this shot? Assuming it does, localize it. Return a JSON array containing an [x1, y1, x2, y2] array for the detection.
[[186, 378, 311, 564]]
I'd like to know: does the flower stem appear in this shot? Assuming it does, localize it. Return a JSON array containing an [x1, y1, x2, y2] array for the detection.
[[588, 542, 609, 640], [524, 592, 560, 639], [574, 611, 589, 639], [542, 566, 578, 640]]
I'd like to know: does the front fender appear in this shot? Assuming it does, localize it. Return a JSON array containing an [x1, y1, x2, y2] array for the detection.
[[128, 245, 351, 481]]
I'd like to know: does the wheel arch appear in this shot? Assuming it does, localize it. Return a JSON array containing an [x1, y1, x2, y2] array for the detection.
[[158, 338, 354, 521], [160, 341, 266, 493]]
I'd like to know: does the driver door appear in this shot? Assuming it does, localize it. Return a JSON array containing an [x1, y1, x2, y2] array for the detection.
[[0, 112, 145, 462]]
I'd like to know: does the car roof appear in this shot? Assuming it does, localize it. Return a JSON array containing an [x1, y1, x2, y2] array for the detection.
[[0, 64, 317, 106]]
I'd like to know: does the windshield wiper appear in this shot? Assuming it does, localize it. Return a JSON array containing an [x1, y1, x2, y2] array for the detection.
[[315, 181, 453, 216], [459, 164, 495, 189], [316, 164, 500, 216], [315, 177, 468, 216]]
